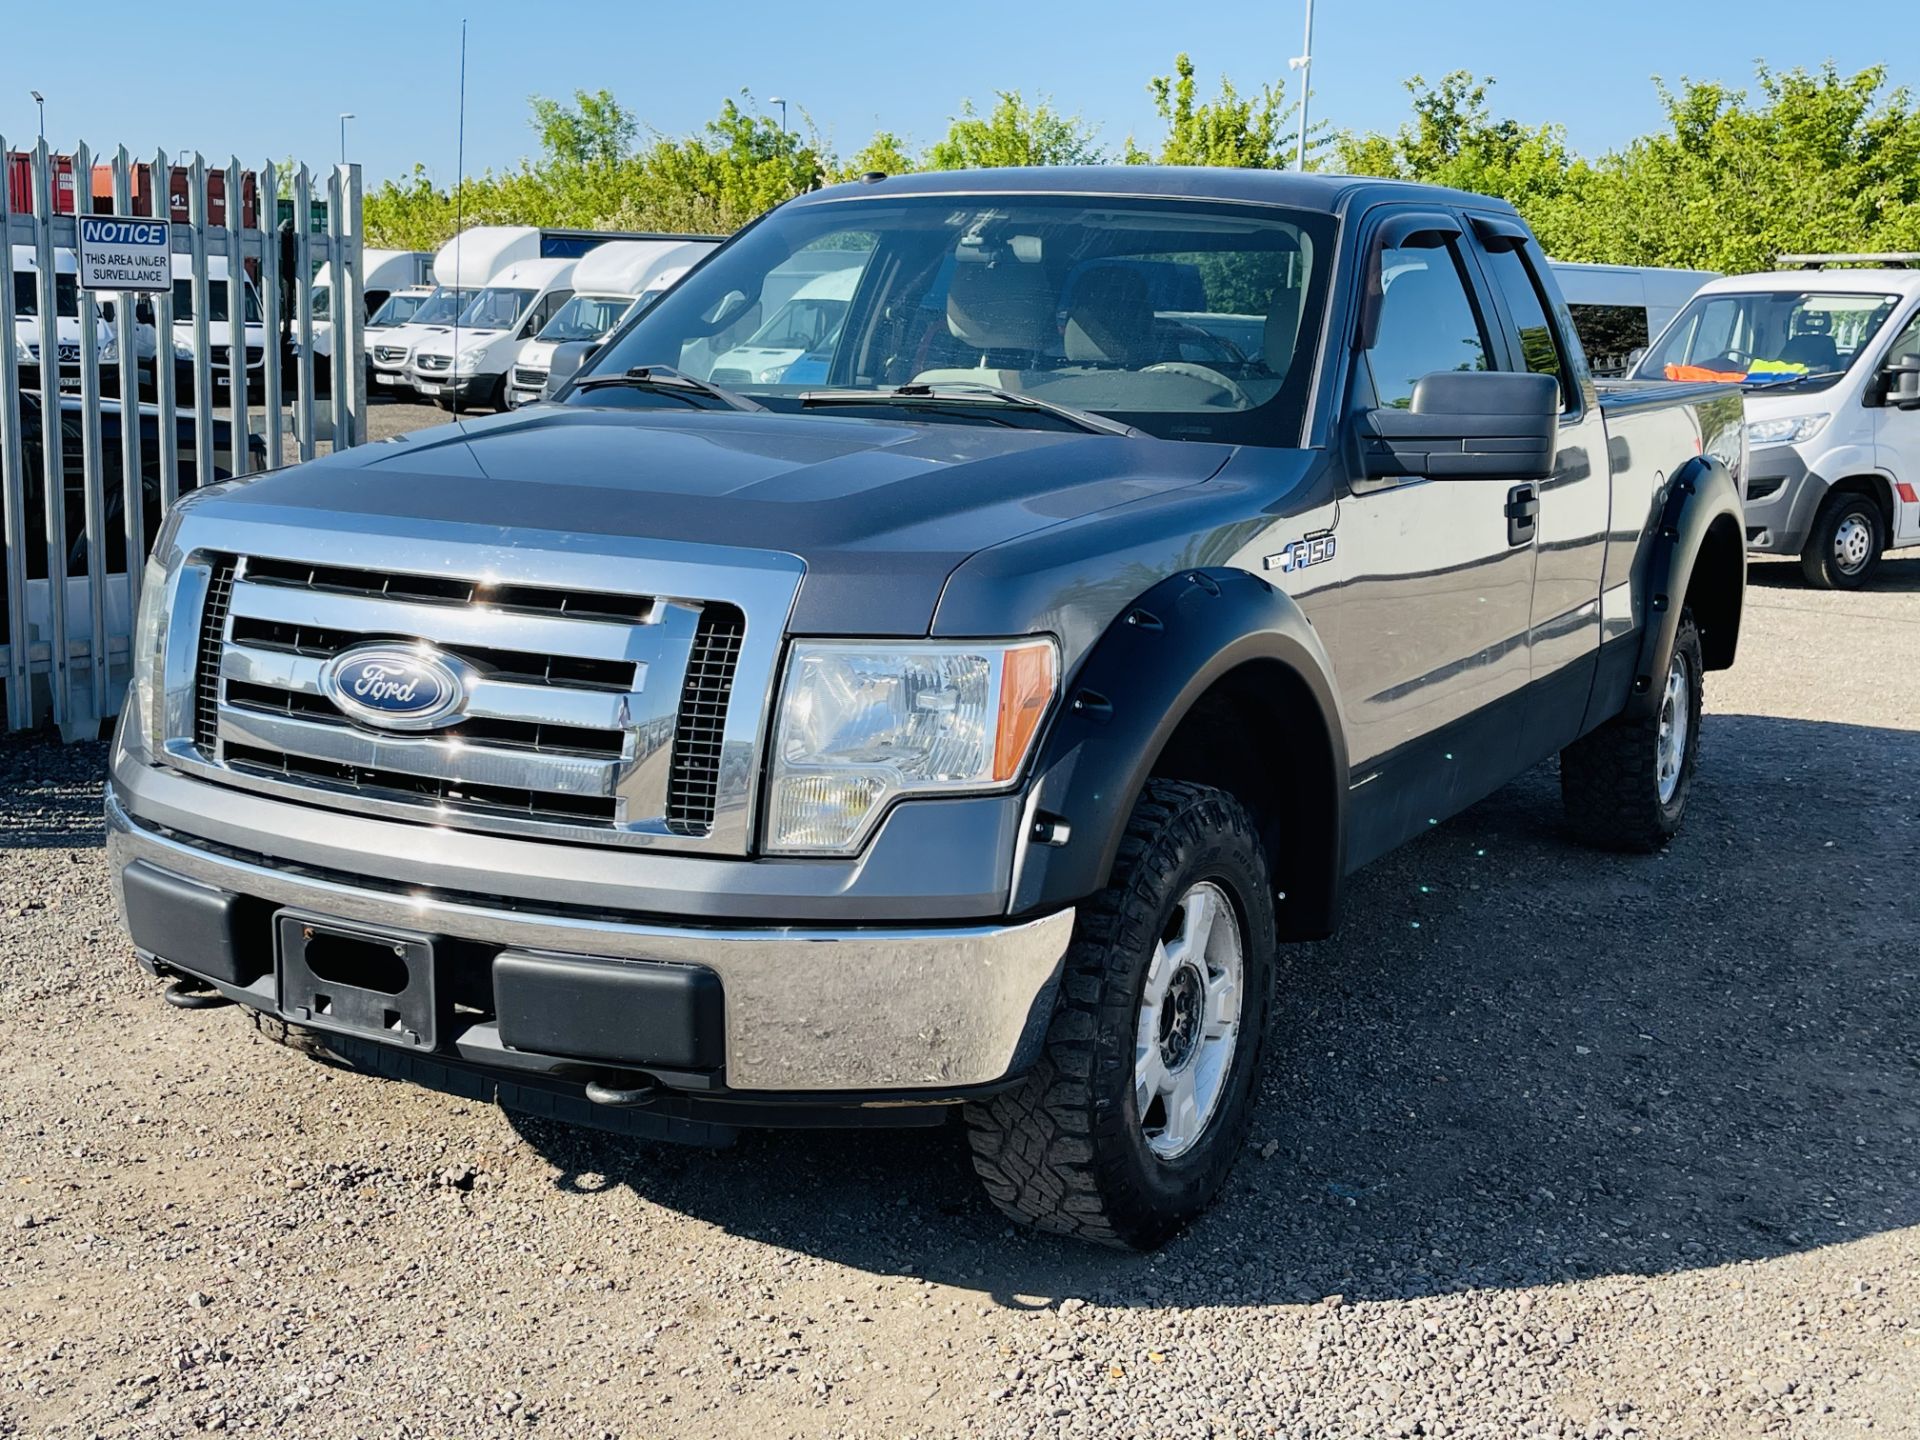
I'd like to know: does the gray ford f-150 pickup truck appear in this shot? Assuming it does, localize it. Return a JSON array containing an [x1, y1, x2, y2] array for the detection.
[[108, 168, 1746, 1248]]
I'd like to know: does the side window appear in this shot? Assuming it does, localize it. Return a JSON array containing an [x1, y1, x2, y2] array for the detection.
[[1365, 242, 1491, 409], [522, 289, 571, 339], [1568, 303, 1650, 379], [1481, 244, 1572, 407], [1887, 309, 1920, 365]]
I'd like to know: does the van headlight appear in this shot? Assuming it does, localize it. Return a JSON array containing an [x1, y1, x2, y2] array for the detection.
[[1746, 413, 1829, 448], [766, 639, 1058, 854]]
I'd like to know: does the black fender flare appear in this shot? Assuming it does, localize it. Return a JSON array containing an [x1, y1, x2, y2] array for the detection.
[[1625, 452, 1744, 717], [1011, 567, 1350, 938]]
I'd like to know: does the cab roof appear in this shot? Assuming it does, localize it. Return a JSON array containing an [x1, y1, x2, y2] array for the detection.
[[1693, 268, 1920, 299], [793, 166, 1522, 219]]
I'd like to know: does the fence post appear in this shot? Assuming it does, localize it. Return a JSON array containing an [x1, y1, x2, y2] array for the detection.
[[187, 154, 213, 491], [31, 140, 72, 731], [261, 159, 283, 470], [326, 167, 347, 448], [113, 146, 146, 630], [224, 157, 250, 478], [72, 139, 109, 734], [0, 131, 29, 730], [342, 163, 367, 447], [150, 148, 179, 515], [294, 164, 315, 461]]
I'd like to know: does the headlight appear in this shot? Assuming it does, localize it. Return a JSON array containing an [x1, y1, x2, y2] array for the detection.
[[129, 553, 173, 752], [172, 340, 195, 360], [13, 337, 30, 364], [1746, 413, 1829, 448], [101, 336, 119, 363], [767, 639, 1058, 854]]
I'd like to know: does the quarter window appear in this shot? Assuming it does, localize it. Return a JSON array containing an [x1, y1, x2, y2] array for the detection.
[[1482, 244, 1571, 406], [1365, 242, 1491, 409]]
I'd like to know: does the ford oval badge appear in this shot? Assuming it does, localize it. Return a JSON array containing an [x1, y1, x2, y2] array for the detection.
[[319, 644, 468, 731]]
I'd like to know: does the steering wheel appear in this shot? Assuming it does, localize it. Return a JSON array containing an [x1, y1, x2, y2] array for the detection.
[[1141, 362, 1255, 408], [1709, 348, 1753, 370]]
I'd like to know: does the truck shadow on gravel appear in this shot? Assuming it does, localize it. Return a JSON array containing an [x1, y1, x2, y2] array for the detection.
[[513, 711, 1920, 1309]]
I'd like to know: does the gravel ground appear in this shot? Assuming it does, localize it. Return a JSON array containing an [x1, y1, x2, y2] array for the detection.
[[2, 542, 1917, 1439]]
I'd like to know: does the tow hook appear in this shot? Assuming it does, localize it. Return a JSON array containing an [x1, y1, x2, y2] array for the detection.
[[161, 977, 232, 1010], [584, 1075, 658, 1108]]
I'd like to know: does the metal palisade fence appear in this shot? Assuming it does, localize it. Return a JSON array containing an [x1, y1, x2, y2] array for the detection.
[[0, 137, 365, 739]]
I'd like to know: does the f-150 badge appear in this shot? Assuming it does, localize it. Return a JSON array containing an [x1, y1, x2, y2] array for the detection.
[[1264, 535, 1337, 573]]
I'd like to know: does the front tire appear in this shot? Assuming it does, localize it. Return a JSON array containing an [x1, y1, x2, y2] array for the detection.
[[1800, 490, 1885, 589], [964, 780, 1275, 1249], [1560, 611, 1704, 851]]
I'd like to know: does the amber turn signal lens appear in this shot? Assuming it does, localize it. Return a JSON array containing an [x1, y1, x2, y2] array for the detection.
[[993, 641, 1056, 782]]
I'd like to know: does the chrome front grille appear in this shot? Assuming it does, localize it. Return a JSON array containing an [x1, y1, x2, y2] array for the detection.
[[373, 344, 409, 366], [186, 553, 755, 849], [415, 353, 451, 373]]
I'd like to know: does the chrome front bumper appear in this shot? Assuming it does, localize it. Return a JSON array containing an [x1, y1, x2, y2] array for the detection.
[[106, 789, 1072, 1094]]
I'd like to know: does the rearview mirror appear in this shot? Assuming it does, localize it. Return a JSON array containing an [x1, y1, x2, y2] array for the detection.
[[1357, 370, 1559, 481], [1882, 356, 1920, 411], [544, 341, 597, 399]]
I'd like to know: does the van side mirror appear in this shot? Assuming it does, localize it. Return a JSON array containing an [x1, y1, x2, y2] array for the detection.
[[545, 341, 597, 399], [1882, 356, 1920, 411], [1357, 370, 1559, 481]]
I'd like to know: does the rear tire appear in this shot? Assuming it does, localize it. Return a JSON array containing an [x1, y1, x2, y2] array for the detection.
[[964, 779, 1276, 1250], [1560, 611, 1704, 852], [1800, 490, 1885, 590]]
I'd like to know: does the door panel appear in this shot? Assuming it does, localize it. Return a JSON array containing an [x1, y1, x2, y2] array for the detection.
[[1875, 307, 1920, 547]]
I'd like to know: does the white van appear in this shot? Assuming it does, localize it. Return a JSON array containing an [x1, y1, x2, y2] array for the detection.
[[369, 285, 471, 393], [10, 244, 111, 395], [1549, 261, 1719, 378], [406, 256, 581, 410], [1631, 256, 1920, 587], [103, 253, 268, 403], [505, 238, 717, 406], [705, 264, 863, 386], [307, 248, 432, 386]]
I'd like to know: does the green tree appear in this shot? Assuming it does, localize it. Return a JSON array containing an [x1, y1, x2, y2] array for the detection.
[[835, 130, 918, 182], [1125, 54, 1307, 169], [528, 89, 637, 169], [923, 92, 1104, 169]]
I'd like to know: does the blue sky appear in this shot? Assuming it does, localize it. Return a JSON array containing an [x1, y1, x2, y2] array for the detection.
[[2, 0, 1908, 187]]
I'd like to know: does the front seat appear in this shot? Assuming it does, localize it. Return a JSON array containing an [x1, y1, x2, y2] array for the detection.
[[913, 254, 1054, 390], [1060, 265, 1155, 369]]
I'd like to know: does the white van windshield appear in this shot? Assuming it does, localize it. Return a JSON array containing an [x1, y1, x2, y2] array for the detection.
[[457, 287, 536, 330], [13, 272, 79, 318], [172, 278, 264, 325], [410, 289, 470, 326], [538, 293, 631, 344], [1638, 290, 1900, 391], [369, 291, 429, 328]]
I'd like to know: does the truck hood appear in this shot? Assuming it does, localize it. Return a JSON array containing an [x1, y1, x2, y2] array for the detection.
[[199, 403, 1228, 633]]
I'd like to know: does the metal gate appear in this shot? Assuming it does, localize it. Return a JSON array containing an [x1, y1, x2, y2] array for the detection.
[[0, 137, 365, 739]]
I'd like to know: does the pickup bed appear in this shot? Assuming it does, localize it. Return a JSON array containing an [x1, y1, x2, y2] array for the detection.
[[107, 168, 1746, 1248]]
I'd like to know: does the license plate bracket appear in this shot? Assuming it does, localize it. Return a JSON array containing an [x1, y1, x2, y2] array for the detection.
[[275, 912, 437, 1050]]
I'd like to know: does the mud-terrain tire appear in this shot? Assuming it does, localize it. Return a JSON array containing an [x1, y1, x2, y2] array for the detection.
[[964, 779, 1276, 1249], [1561, 611, 1704, 852], [1800, 490, 1885, 590]]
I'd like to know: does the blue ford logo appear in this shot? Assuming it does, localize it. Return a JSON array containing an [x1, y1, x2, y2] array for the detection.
[[320, 644, 468, 731]]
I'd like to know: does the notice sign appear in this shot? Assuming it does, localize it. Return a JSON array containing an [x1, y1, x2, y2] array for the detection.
[[75, 215, 171, 292]]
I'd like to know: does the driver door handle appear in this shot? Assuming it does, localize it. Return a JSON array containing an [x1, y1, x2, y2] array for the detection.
[[1505, 482, 1539, 547]]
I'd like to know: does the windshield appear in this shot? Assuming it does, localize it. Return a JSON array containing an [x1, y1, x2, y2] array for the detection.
[[1637, 289, 1899, 390], [171, 277, 264, 325], [409, 288, 470, 326], [310, 285, 331, 320], [12, 272, 79, 319], [537, 292, 633, 344], [575, 194, 1336, 445], [369, 291, 429, 328], [457, 286, 536, 330]]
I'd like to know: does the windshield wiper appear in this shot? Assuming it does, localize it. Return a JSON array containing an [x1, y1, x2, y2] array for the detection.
[[573, 365, 764, 412], [797, 382, 1139, 437]]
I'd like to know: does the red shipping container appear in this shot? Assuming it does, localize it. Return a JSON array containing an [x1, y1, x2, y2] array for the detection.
[[5, 152, 80, 214]]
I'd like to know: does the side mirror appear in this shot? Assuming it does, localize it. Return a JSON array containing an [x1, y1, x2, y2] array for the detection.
[[1357, 370, 1559, 481], [1882, 356, 1920, 411], [545, 341, 597, 399], [1625, 346, 1647, 371]]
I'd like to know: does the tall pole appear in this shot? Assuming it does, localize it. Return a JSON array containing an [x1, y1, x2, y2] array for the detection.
[[770, 96, 788, 138], [31, 91, 45, 146], [1290, 0, 1314, 171], [339, 112, 355, 166]]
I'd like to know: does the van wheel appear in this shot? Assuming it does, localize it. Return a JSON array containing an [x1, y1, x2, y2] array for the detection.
[[964, 779, 1275, 1250], [1801, 490, 1884, 589], [1561, 611, 1704, 852]]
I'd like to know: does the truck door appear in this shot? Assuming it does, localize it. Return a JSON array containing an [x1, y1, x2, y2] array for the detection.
[[1324, 213, 1538, 865], [1468, 218, 1609, 754], [1874, 306, 1920, 549]]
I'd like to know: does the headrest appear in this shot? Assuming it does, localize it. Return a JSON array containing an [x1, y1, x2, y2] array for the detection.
[[1062, 265, 1155, 367], [947, 257, 1052, 352]]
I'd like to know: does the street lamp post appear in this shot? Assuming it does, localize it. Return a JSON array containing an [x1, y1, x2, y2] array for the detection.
[[30, 90, 45, 145], [339, 112, 355, 166], [769, 96, 788, 138], [1288, 0, 1313, 171]]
